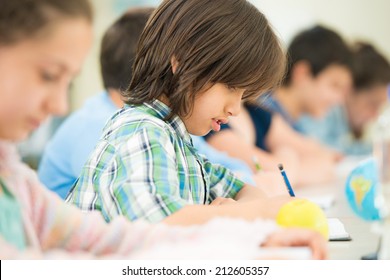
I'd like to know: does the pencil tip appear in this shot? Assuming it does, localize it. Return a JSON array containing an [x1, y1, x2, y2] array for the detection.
[[278, 163, 283, 170]]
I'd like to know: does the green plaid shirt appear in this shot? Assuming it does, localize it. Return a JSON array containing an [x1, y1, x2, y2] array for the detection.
[[66, 99, 244, 223]]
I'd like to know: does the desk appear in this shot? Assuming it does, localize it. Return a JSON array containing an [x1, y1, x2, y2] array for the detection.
[[329, 218, 379, 259], [296, 174, 380, 260]]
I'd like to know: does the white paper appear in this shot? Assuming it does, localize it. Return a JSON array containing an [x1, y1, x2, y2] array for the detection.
[[328, 218, 351, 241]]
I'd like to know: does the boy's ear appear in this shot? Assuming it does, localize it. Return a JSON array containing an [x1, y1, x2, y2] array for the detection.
[[171, 56, 179, 74], [291, 61, 312, 83]]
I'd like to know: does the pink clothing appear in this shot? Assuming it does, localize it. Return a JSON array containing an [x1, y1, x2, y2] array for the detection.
[[0, 140, 278, 259]]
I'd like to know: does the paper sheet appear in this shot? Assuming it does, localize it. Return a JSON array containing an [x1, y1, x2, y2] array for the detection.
[[328, 218, 351, 241], [305, 194, 335, 210]]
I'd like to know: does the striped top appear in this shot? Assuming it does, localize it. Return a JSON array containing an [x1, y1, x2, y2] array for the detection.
[[67, 99, 244, 222]]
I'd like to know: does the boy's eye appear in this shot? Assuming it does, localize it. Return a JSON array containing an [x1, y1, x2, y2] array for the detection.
[[41, 71, 60, 82]]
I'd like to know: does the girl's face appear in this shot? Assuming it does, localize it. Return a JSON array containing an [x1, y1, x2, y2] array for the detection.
[[0, 18, 92, 141], [182, 83, 244, 136], [301, 64, 352, 118]]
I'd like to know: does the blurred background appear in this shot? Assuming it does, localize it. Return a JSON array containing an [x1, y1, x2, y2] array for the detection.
[[20, 0, 390, 169]]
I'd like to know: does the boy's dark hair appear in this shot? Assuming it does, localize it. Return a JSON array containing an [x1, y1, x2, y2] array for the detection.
[[352, 42, 390, 92], [0, 0, 92, 45], [100, 7, 154, 91], [283, 25, 352, 86], [124, 0, 286, 119]]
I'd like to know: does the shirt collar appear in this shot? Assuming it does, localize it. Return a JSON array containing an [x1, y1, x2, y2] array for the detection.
[[145, 99, 193, 145]]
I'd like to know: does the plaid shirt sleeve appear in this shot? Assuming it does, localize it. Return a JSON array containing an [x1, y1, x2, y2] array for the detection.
[[69, 126, 188, 223], [201, 156, 245, 202]]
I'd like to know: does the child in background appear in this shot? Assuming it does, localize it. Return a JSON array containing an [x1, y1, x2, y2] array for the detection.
[[67, 0, 292, 224], [0, 0, 327, 260], [205, 102, 340, 191], [263, 25, 353, 132], [38, 7, 154, 199], [298, 43, 390, 155]]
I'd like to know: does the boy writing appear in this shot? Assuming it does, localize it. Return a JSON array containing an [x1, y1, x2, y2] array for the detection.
[[67, 0, 289, 225]]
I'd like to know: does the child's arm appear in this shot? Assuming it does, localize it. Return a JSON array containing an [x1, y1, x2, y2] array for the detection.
[[266, 114, 340, 159], [266, 115, 337, 186], [234, 184, 269, 202], [133, 220, 327, 260], [261, 227, 328, 260], [207, 129, 279, 171], [163, 195, 291, 226], [8, 167, 314, 260], [21, 168, 157, 258]]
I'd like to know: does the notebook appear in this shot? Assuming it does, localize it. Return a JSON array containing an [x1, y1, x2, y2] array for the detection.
[[305, 194, 335, 210], [328, 218, 351, 241]]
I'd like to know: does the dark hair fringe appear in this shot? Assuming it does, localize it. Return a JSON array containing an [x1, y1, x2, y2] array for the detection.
[[124, 0, 286, 119], [352, 42, 390, 90], [283, 25, 352, 86]]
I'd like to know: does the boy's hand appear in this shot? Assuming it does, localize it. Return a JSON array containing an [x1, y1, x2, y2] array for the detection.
[[261, 228, 328, 260], [210, 197, 237, 206]]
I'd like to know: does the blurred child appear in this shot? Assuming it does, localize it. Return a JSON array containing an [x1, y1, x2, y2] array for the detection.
[[38, 7, 154, 199], [233, 25, 353, 189], [0, 0, 327, 260], [66, 0, 292, 224], [263, 25, 353, 132], [299, 42, 390, 155], [206, 102, 340, 189]]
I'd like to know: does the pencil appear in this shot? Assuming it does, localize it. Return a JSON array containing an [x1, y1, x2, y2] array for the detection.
[[278, 163, 295, 197], [252, 156, 262, 172]]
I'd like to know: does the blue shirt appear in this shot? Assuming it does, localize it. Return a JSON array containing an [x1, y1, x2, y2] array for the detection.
[[297, 106, 372, 155], [262, 95, 303, 132], [38, 91, 118, 199]]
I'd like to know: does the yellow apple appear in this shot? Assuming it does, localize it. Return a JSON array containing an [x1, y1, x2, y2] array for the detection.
[[276, 198, 329, 240]]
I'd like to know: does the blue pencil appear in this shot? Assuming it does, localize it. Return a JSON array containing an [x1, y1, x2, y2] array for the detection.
[[278, 163, 295, 197]]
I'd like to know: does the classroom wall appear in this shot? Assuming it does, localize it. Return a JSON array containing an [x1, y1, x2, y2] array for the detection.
[[70, 0, 160, 111], [70, 0, 390, 111], [253, 0, 390, 56]]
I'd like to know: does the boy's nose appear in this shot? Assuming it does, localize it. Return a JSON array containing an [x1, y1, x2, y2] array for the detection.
[[227, 100, 241, 116], [227, 90, 244, 116]]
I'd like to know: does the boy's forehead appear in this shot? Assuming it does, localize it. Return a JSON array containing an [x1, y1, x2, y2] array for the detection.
[[318, 64, 352, 78]]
